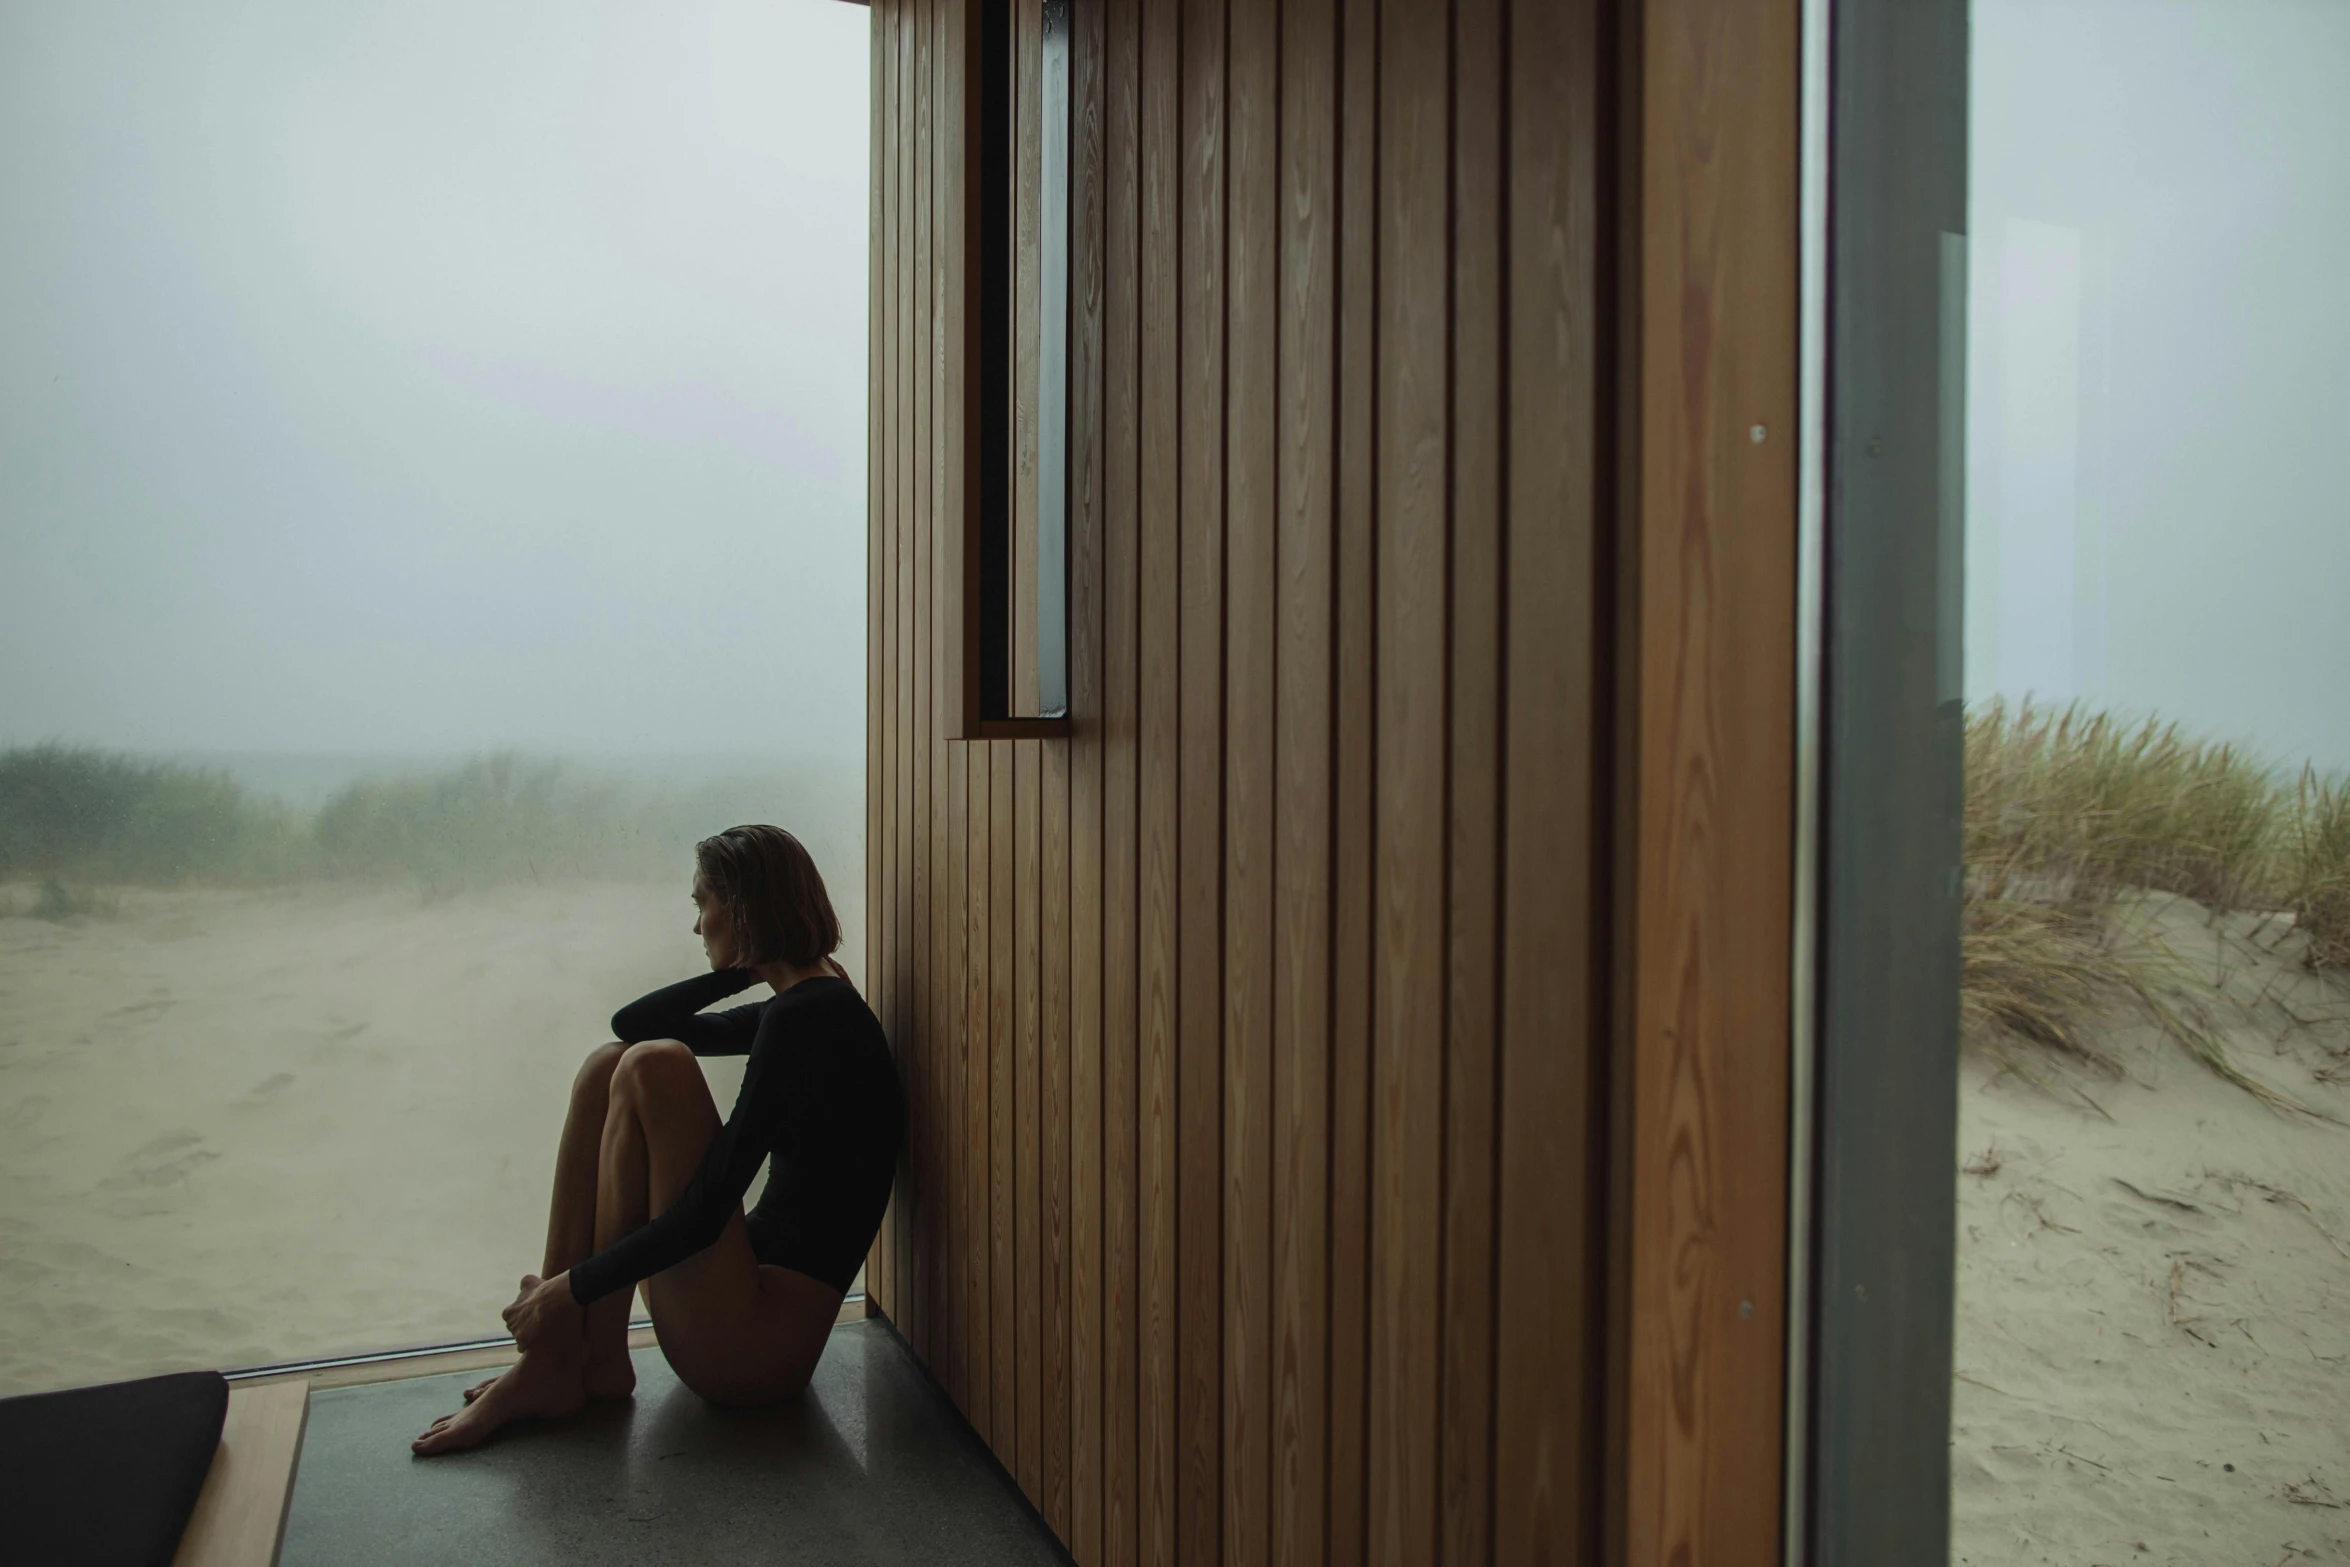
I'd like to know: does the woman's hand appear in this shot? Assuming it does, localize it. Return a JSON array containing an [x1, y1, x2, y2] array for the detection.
[[501, 1272, 582, 1354]]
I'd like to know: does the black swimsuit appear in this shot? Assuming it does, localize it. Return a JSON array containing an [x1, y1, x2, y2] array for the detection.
[[565, 970, 901, 1307]]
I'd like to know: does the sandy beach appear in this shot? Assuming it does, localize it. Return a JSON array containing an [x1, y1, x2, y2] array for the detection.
[[0, 877, 863, 1398], [5, 875, 2345, 1559], [1951, 894, 2350, 1563]]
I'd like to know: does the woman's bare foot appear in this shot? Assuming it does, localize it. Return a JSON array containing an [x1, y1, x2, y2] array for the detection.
[[460, 1350, 634, 1406], [412, 1349, 588, 1456]]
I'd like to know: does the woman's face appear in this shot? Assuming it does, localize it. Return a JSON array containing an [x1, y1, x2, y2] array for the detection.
[[692, 873, 739, 969]]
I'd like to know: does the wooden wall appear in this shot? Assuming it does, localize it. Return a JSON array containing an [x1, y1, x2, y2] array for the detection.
[[860, 0, 1797, 1562]]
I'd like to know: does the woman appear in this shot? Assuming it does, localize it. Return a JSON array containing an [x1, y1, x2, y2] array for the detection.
[[413, 824, 901, 1455]]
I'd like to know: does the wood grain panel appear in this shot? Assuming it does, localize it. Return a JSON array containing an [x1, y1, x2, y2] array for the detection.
[[1220, 0, 1276, 1558], [941, 716, 970, 1406], [968, 740, 995, 1437], [1269, 0, 1336, 1561], [1101, 0, 1145, 1555], [1327, 0, 1380, 1558], [1136, 0, 1182, 1558], [1046, 731, 1074, 1535], [898, 0, 921, 1331], [1624, 0, 1798, 1558], [1370, 0, 1449, 1556], [1176, 0, 1227, 1558], [1018, 738, 1044, 1494], [1038, 12, 1079, 1499], [1439, 0, 1502, 1559], [910, 0, 937, 1366], [1069, 0, 1109, 1548], [862, 2, 1801, 1563], [1012, 0, 1048, 1501], [1492, 1, 1607, 1562], [935, 0, 972, 1410], [993, 737, 1018, 1459]]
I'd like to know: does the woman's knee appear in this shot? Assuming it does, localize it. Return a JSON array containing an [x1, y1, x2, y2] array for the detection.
[[572, 1041, 626, 1102], [612, 1038, 696, 1098]]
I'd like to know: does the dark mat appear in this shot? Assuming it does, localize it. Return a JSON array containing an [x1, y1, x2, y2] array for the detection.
[[0, 1370, 229, 1567]]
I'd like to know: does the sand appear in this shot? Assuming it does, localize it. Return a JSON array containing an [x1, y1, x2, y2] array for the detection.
[[0, 877, 877, 1398], [1952, 893, 2350, 1564]]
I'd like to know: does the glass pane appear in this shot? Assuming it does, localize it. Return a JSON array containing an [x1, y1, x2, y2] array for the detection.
[[1955, 0, 2350, 1553], [1036, 0, 1071, 720], [0, 0, 869, 1396]]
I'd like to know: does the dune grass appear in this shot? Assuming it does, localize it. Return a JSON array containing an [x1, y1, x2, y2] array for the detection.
[[1965, 702, 2284, 912], [1, 745, 858, 902], [1963, 700, 2350, 1111], [2290, 769, 2350, 972], [309, 754, 649, 896], [0, 745, 308, 885]]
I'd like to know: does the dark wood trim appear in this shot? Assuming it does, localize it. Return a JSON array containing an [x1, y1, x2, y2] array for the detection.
[[968, 717, 1076, 740], [949, 0, 984, 738], [950, 0, 1015, 739]]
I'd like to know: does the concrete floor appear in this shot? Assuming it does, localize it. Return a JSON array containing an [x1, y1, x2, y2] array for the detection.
[[280, 1321, 1070, 1567]]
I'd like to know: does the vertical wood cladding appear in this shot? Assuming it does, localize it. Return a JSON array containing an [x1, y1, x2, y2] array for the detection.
[[862, 0, 1796, 1561]]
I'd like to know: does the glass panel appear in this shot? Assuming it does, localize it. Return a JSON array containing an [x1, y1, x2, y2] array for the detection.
[[0, 0, 869, 1395], [1954, 0, 2350, 1554], [1035, 0, 1071, 721]]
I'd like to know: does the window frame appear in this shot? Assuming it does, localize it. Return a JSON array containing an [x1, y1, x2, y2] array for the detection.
[[947, 0, 1071, 741], [1793, 0, 1969, 1558]]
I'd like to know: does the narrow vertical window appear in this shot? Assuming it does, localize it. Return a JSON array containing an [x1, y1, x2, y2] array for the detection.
[[1036, 0, 1072, 720], [951, 0, 1071, 737]]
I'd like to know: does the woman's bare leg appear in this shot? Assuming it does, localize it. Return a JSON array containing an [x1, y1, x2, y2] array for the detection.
[[594, 1040, 843, 1404], [456, 1042, 638, 1404], [416, 1039, 837, 1452], [545, 1043, 641, 1391]]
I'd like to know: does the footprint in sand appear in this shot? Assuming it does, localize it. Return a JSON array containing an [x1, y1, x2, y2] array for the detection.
[[100, 1131, 221, 1191], [238, 1072, 296, 1105]]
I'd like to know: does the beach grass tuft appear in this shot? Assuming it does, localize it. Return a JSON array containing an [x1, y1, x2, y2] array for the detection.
[[2289, 768, 2350, 971], [1962, 701, 2350, 1111], [1965, 700, 2284, 913]]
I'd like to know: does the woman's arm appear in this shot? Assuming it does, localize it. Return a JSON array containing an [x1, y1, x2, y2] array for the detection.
[[610, 970, 764, 1056]]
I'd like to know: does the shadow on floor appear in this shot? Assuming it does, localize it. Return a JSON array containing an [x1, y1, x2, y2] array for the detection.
[[281, 1320, 1070, 1566]]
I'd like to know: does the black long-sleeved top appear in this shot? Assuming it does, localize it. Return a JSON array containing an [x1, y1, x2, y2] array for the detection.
[[566, 968, 902, 1306]]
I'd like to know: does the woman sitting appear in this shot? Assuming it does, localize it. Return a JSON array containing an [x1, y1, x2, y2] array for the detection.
[[414, 824, 901, 1455]]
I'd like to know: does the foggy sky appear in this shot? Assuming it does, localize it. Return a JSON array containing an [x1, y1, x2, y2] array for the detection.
[[1966, 0, 2350, 771], [0, 0, 870, 761]]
